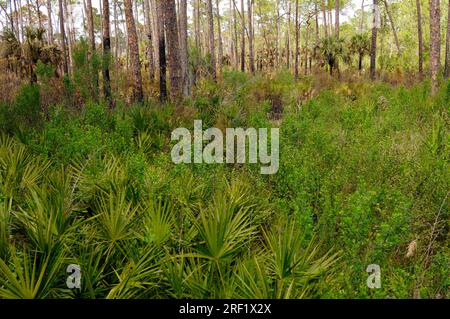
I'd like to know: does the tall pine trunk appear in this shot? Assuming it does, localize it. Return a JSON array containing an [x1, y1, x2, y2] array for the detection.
[[163, 0, 183, 99], [382, 0, 401, 55], [335, 0, 339, 39], [124, 0, 144, 103], [322, 0, 328, 37], [240, 0, 245, 72], [287, 1, 291, 69], [216, 0, 224, 74], [416, 0, 424, 77], [179, 0, 189, 95], [370, 0, 378, 80], [58, 0, 68, 75], [46, 0, 53, 43], [444, 0, 450, 78], [155, 0, 167, 102], [276, 0, 280, 65], [232, 0, 239, 69], [143, 0, 155, 84], [429, 0, 441, 95], [102, 0, 112, 103], [294, 0, 299, 79], [86, 0, 95, 51], [248, 0, 255, 73], [206, 0, 217, 79]]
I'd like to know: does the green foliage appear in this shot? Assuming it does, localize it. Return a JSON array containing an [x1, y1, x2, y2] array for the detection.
[[72, 39, 101, 102], [316, 36, 348, 76], [0, 73, 448, 299]]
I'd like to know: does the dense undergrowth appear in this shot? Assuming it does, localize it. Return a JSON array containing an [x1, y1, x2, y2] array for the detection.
[[0, 70, 448, 298]]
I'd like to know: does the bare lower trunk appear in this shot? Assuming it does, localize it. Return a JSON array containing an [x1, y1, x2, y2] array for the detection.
[[216, 0, 224, 73], [124, 0, 143, 102], [179, 0, 189, 95], [155, 0, 167, 102], [162, 0, 182, 99], [86, 0, 95, 51], [46, 0, 53, 43], [102, 0, 112, 103], [248, 0, 255, 73], [416, 0, 424, 77], [58, 0, 68, 75], [232, 0, 239, 68], [276, 0, 280, 65], [382, 0, 401, 55], [322, 0, 328, 37], [335, 0, 339, 39], [370, 0, 378, 80], [429, 0, 441, 95], [206, 0, 217, 78], [294, 0, 299, 79], [63, 0, 73, 72], [143, 0, 155, 83], [240, 0, 245, 72], [287, 1, 291, 69], [444, 0, 450, 78]]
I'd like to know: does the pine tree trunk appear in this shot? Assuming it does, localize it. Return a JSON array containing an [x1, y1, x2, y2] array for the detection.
[[314, 1, 319, 69], [295, 0, 299, 79], [143, 0, 155, 83], [46, 0, 53, 43], [58, 0, 68, 75], [360, 0, 365, 32], [86, 0, 95, 51], [216, 0, 224, 73], [63, 0, 73, 72], [430, 0, 441, 95], [248, 0, 255, 73], [287, 1, 291, 68], [232, 0, 239, 69], [194, 0, 201, 53], [305, 21, 309, 75], [240, 0, 245, 72], [382, 0, 401, 55], [150, 0, 160, 82], [102, 0, 112, 103], [154, 0, 167, 102], [206, 0, 217, 78], [444, 0, 450, 78], [36, 0, 42, 29], [179, 0, 189, 95], [322, 0, 328, 37], [416, 0, 423, 77], [162, 0, 183, 99], [18, 0, 24, 42], [370, 0, 378, 80], [276, 0, 280, 65], [113, 0, 120, 89], [335, 0, 339, 39], [124, 0, 143, 102]]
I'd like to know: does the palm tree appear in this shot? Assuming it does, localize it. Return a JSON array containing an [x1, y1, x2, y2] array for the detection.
[[1, 27, 61, 83], [350, 33, 370, 71], [316, 36, 347, 77]]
